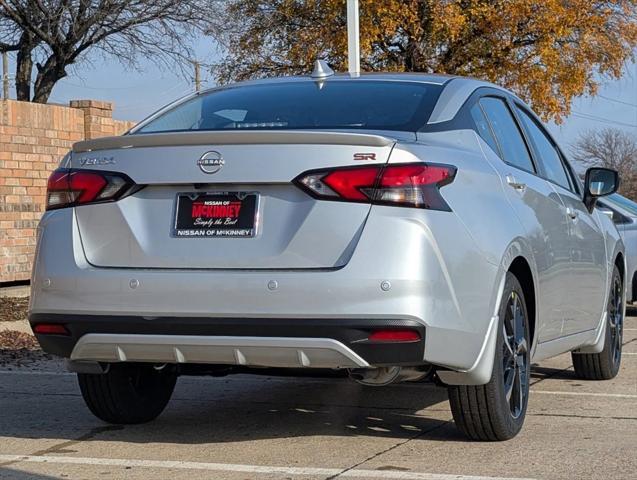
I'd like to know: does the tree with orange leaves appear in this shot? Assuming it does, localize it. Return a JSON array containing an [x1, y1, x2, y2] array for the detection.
[[211, 0, 637, 122]]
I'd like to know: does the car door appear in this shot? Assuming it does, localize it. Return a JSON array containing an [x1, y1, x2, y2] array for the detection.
[[514, 105, 607, 335], [474, 96, 572, 342]]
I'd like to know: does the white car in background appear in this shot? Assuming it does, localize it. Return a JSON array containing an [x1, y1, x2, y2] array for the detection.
[[598, 194, 637, 302]]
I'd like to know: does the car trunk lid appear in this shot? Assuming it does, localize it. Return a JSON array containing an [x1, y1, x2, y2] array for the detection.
[[72, 131, 395, 270]]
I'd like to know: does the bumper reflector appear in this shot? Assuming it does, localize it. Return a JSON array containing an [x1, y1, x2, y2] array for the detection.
[[33, 324, 70, 336], [368, 329, 421, 343]]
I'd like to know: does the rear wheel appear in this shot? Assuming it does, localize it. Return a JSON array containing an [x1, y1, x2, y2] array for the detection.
[[572, 265, 623, 380], [448, 272, 530, 441], [78, 363, 177, 424]]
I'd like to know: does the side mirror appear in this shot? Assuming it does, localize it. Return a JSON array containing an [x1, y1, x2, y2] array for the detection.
[[584, 167, 619, 212]]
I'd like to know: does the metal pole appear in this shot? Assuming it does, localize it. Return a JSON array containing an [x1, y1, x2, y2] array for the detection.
[[2, 52, 9, 100], [347, 0, 360, 76]]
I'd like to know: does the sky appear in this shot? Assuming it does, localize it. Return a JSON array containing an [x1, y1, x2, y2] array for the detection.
[[24, 43, 637, 156]]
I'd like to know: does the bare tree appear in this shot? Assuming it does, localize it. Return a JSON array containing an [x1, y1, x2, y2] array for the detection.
[[0, 0, 220, 103], [571, 128, 637, 200]]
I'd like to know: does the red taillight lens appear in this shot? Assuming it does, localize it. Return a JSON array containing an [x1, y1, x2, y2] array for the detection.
[[294, 163, 456, 210], [322, 167, 380, 201], [33, 324, 70, 335], [368, 329, 421, 342], [374, 164, 455, 210], [46, 169, 135, 210]]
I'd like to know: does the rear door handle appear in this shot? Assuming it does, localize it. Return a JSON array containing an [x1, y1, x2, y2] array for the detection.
[[566, 207, 578, 220], [506, 174, 526, 191]]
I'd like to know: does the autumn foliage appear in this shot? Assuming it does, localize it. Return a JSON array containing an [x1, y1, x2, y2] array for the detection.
[[212, 0, 637, 122]]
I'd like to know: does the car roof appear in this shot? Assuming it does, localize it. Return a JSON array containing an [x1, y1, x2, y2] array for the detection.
[[224, 72, 453, 86]]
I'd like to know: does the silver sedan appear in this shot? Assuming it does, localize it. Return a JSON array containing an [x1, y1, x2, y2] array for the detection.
[[30, 65, 625, 441]]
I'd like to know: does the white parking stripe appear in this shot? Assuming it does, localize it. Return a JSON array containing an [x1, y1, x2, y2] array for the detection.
[[532, 390, 637, 399], [0, 455, 535, 480]]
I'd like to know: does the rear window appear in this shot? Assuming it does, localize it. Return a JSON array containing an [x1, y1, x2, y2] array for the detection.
[[135, 80, 443, 134]]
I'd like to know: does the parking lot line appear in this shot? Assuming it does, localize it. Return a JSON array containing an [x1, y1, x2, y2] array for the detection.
[[0, 455, 536, 480], [532, 390, 637, 399]]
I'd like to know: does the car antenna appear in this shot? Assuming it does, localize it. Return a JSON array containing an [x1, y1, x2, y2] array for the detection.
[[311, 59, 335, 79], [311, 59, 334, 90]]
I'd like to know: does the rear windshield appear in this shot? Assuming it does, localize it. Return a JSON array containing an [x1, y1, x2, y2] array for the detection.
[[135, 80, 443, 134]]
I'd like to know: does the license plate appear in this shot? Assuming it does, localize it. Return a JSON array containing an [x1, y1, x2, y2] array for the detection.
[[173, 192, 258, 238]]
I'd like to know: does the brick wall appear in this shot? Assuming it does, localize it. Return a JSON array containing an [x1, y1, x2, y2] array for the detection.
[[0, 99, 136, 283]]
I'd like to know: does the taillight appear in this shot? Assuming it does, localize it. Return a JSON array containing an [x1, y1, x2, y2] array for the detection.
[[294, 163, 456, 210], [46, 169, 136, 210]]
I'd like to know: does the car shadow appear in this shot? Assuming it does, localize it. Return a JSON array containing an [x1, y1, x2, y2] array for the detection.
[[0, 467, 61, 479], [530, 364, 578, 382], [1, 373, 467, 447]]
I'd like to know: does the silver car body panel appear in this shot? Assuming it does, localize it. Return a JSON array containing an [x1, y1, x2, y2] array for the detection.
[[30, 73, 624, 385], [426, 78, 521, 124], [72, 139, 395, 270]]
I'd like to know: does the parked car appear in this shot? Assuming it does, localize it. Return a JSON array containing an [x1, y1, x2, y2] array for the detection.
[[30, 63, 625, 441], [597, 194, 637, 302]]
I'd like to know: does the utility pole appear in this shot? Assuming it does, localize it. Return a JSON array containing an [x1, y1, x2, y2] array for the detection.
[[193, 60, 201, 92], [2, 52, 8, 100], [347, 0, 360, 76]]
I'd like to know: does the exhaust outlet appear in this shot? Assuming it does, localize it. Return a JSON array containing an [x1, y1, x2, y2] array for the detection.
[[349, 366, 432, 387]]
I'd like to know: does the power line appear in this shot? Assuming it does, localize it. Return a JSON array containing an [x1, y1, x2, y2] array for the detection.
[[571, 111, 637, 128], [597, 94, 637, 108]]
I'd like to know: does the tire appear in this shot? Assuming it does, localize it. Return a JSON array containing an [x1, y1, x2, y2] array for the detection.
[[78, 363, 177, 424], [448, 272, 531, 441], [572, 265, 623, 380]]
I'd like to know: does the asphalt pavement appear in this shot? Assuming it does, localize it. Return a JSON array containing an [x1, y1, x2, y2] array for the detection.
[[0, 315, 635, 480]]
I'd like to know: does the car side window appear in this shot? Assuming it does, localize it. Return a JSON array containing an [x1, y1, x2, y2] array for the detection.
[[479, 97, 535, 173], [515, 107, 572, 191], [469, 103, 500, 156]]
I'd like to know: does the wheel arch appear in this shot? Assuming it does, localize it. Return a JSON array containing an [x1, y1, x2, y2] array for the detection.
[[611, 242, 626, 305], [499, 237, 538, 352], [614, 251, 625, 284], [437, 240, 538, 386], [508, 256, 537, 351]]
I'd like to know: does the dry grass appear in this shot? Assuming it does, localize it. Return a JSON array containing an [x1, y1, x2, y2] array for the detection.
[[0, 296, 29, 322], [0, 329, 56, 369], [0, 330, 39, 350]]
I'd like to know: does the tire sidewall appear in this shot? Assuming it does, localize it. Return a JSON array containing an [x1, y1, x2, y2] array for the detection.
[[603, 266, 623, 377], [487, 272, 531, 436]]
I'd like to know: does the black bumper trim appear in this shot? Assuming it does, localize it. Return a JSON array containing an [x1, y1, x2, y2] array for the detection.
[[29, 314, 426, 367]]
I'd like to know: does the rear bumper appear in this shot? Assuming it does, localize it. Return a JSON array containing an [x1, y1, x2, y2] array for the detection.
[[30, 206, 501, 372], [31, 314, 425, 368]]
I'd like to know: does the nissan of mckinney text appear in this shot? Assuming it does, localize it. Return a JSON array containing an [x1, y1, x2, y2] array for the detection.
[[30, 63, 625, 441]]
